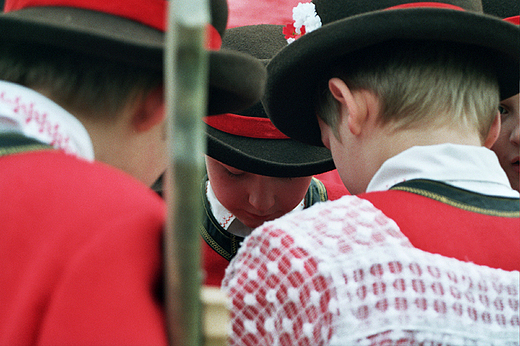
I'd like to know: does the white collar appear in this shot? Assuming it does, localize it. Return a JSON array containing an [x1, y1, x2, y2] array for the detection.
[[366, 143, 519, 198], [0, 81, 94, 161], [206, 180, 237, 231], [206, 180, 305, 237]]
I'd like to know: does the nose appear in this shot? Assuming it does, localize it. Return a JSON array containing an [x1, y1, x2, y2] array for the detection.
[[247, 176, 276, 213], [511, 121, 519, 146]]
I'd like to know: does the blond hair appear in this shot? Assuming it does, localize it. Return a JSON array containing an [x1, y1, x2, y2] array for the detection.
[[316, 40, 500, 143]]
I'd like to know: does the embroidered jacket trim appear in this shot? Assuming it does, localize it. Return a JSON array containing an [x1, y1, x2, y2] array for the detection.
[[390, 179, 519, 217], [0, 133, 52, 157]]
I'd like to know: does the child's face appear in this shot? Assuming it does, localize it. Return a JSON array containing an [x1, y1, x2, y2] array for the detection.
[[206, 156, 313, 229], [491, 94, 519, 191]]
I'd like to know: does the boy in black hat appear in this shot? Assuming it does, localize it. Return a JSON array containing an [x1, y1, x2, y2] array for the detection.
[[482, 0, 519, 192], [493, 90, 519, 192], [492, 83, 520, 192], [201, 24, 348, 287], [0, 0, 265, 344], [222, 1, 520, 345]]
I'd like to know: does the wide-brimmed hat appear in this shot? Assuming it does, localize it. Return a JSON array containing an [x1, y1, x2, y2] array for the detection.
[[264, 0, 520, 147], [0, 0, 267, 115], [204, 24, 335, 177]]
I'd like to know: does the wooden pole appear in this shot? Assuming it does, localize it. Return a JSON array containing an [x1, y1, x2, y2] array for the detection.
[[164, 0, 210, 345]]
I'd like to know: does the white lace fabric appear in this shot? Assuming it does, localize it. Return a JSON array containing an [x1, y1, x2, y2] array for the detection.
[[222, 196, 520, 346]]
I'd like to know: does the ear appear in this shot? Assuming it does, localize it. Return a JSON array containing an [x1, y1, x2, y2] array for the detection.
[[328, 78, 365, 136], [483, 111, 501, 148], [132, 85, 166, 133]]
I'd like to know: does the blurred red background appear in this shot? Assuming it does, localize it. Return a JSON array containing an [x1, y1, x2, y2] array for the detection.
[[227, 0, 303, 27]]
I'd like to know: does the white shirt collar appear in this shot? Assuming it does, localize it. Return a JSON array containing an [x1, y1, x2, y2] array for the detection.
[[206, 180, 305, 237], [206, 180, 237, 230], [0, 81, 94, 161], [366, 143, 519, 198]]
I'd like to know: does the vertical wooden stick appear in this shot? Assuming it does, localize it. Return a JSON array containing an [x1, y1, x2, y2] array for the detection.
[[164, 0, 210, 345]]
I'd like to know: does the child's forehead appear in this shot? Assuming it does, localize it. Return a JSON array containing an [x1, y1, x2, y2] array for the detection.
[[207, 156, 246, 173], [501, 93, 519, 105], [220, 161, 245, 173], [207, 155, 308, 180], [497, 93, 518, 110]]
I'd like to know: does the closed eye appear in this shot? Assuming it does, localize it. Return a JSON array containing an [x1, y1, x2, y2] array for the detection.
[[225, 167, 245, 178]]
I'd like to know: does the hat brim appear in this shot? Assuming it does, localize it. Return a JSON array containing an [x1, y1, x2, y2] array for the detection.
[[206, 125, 335, 177], [0, 6, 266, 115], [264, 8, 520, 146]]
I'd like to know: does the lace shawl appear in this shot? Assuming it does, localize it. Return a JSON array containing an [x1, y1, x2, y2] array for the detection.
[[222, 195, 519, 346]]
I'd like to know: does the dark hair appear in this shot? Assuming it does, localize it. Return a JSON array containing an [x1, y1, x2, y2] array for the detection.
[[316, 40, 499, 143], [0, 41, 162, 119]]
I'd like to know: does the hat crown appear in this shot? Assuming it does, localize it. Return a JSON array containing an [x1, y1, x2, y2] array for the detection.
[[313, 0, 483, 25], [222, 24, 286, 119], [222, 24, 286, 61]]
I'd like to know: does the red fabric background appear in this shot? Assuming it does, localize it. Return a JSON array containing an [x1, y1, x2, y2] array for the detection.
[[227, 0, 304, 27]]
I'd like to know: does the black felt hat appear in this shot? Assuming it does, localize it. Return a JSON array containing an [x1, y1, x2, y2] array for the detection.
[[482, 0, 519, 21], [204, 24, 335, 177], [264, 0, 520, 147], [0, 0, 266, 115]]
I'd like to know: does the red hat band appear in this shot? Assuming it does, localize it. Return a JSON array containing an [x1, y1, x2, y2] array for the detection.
[[4, 0, 167, 30], [3, 0, 222, 50], [504, 15, 520, 25], [386, 2, 465, 11], [205, 24, 222, 51], [204, 114, 290, 139]]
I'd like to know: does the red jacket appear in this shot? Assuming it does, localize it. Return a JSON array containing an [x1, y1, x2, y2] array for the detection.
[[360, 179, 520, 271], [0, 147, 168, 345]]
